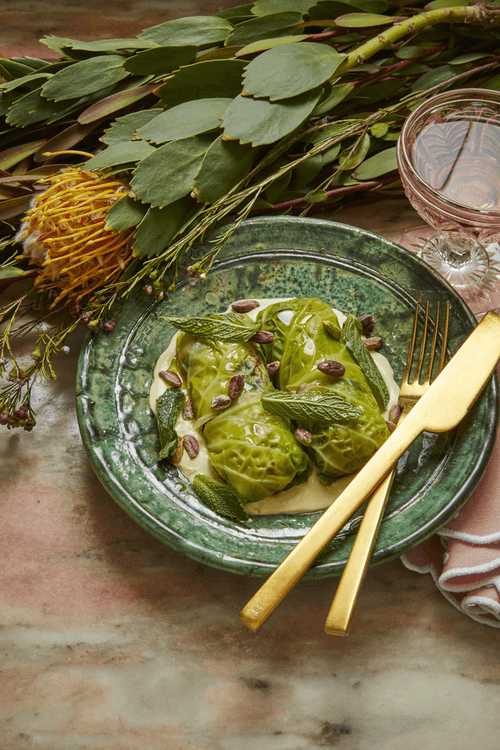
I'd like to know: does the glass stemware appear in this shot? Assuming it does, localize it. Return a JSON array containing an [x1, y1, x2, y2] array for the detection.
[[397, 88, 500, 316]]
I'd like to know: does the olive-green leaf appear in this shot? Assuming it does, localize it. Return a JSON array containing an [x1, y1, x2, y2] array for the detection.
[[137, 98, 232, 144], [313, 82, 355, 115], [449, 52, 490, 66], [0, 139, 47, 170], [252, 0, 311, 14], [352, 146, 398, 180], [412, 64, 457, 92], [155, 59, 245, 108], [6, 87, 65, 127], [242, 43, 346, 101], [123, 45, 197, 75], [105, 194, 148, 232], [102, 110, 162, 145], [85, 140, 156, 170], [216, 3, 254, 22], [0, 71, 52, 93], [339, 132, 371, 171], [225, 12, 303, 47], [334, 12, 398, 27], [222, 87, 323, 146], [235, 34, 309, 57], [60, 38, 156, 53], [308, 0, 389, 19], [41, 55, 130, 101], [305, 188, 328, 203], [293, 153, 323, 189], [130, 134, 214, 207], [132, 197, 194, 257], [192, 135, 257, 203], [139, 16, 234, 47], [0, 266, 26, 281], [77, 83, 156, 124]]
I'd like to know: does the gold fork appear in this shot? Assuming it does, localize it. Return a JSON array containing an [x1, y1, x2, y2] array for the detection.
[[324, 301, 449, 636]]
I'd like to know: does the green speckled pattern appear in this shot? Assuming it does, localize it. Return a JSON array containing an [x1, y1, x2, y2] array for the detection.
[[76, 216, 498, 578]]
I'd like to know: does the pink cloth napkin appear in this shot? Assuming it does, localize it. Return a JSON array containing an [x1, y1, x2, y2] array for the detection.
[[401, 366, 500, 627]]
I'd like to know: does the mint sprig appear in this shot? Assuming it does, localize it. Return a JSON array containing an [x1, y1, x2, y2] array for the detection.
[[342, 315, 390, 409], [193, 474, 250, 522], [164, 313, 259, 342], [261, 389, 362, 425]]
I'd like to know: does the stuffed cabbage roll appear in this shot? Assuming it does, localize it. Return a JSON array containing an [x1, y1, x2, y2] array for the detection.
[[256, 298, 390, 483], [174, 331, 311, 502]]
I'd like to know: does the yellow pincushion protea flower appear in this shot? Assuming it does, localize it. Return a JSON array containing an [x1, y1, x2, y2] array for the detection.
[[17, 163, 135, 306]]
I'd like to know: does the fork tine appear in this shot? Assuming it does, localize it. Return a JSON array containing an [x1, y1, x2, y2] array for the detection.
[[437, 302, 449, 375], [413, 301, 429, 384], [424, 301, 440, 384], [402, 302, 421, 383]]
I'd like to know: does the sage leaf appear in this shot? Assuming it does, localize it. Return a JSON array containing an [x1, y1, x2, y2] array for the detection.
[[242, 43, 346, 101], [102, 110, 162, 146], [193, 475, 250, 523], [156, 387, 186, 460], [85, 140, 155, 170], [261, 389, 363, 425], [155, 59, 245, 108], [192, 135, 257, 203], [225, 11, 303, 47], [164, 313, 260, 342], [123, 45, 197, 75], [351, 146, 397, 180], [41, 55, 130, 101], [132, 198, 195, 257], [139, 16, 234, 47], [130, 134, 214, 208], [105, 194, 148, 232], [342, 315, 389, 409], [137, 98, 232, 144], [222, 87, 323, 146]]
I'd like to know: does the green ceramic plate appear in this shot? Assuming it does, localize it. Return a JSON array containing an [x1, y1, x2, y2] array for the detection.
[[76, 216, 498, 578]]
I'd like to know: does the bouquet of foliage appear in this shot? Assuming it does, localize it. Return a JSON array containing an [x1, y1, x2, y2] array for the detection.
[[1, 0, 500, 430]]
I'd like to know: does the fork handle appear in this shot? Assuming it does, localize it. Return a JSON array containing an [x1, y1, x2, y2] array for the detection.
[[324, 469, 395, 636], [239, 416, 424, 631]]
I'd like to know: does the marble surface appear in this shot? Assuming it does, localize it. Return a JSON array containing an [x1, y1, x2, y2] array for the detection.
[[2, 197, 500, 750]]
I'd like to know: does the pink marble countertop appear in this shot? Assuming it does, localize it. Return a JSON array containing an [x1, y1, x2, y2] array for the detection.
[[2, 196, 500, 750]]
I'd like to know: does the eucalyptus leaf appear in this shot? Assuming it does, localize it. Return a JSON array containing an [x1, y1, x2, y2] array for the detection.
[[261, 389, 363, 425], [123, 45, 197, 75], [85, 140, 156, 170], [192, 135, 257, 203], [41, 55, 130, 102], [132, 198, 194, 257], [351, 146, 397, 180], [225, 11, 303, 47], [130, 134, 214, 207], [242, 43, 346, 101], [222, 87, 323, 146], [155, 59, 246, 108], [105, 195, 148, 232], [163, 313, 259, 342], [139, 16, 234, 47], [102, 110, 162, 145], [137, 98, 232, 144]]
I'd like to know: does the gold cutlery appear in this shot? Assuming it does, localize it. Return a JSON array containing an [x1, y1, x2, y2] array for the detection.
[[324, 301, 449, 636], [239, 308, 500, 633]]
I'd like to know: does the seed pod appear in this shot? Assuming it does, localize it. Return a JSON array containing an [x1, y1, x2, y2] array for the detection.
[[103, 319, 115, 332], [211, 394, 232, 410], [265, 361, 281, 376], [159, 370, 182, 387], [183, 434, 200, 459], [358, 314, 375, 334], [183, 399, 194, 420], [363, 336, 383, 350], [317, 360, 345, 377], [294, 427, 312, 446], [228, 373, 244, 399], [171, 441, 184, 463], [143, 284, 153, 295], [231, 299, 260, 313], [250, 330, 274, 344], [389, 404, 402, 424]]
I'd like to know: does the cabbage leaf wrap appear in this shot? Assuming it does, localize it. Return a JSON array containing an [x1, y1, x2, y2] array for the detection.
[[257, 298, 390, 483], [203, 392, 312, 503], [174, 330, 311, 501]]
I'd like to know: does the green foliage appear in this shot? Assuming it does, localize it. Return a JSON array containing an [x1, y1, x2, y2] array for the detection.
[[137, 98, 233, 143]]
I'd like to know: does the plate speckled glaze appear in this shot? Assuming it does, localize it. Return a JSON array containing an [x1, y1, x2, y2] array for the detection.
[[76, 216, 498, 578]]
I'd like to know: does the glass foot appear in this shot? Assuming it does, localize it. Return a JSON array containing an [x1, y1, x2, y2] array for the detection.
[[420, 234, 490, 289]]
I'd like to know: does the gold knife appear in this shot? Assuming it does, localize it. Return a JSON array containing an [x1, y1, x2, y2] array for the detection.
[[239, 311, 500, 632]]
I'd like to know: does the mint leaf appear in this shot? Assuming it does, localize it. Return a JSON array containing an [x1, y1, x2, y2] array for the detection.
[[156, 387, 185, 460], [193, 475, 250, 522], [261, 388, 362, 425], [342, 315, 390, 409], [164, 313, 259, 342]]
